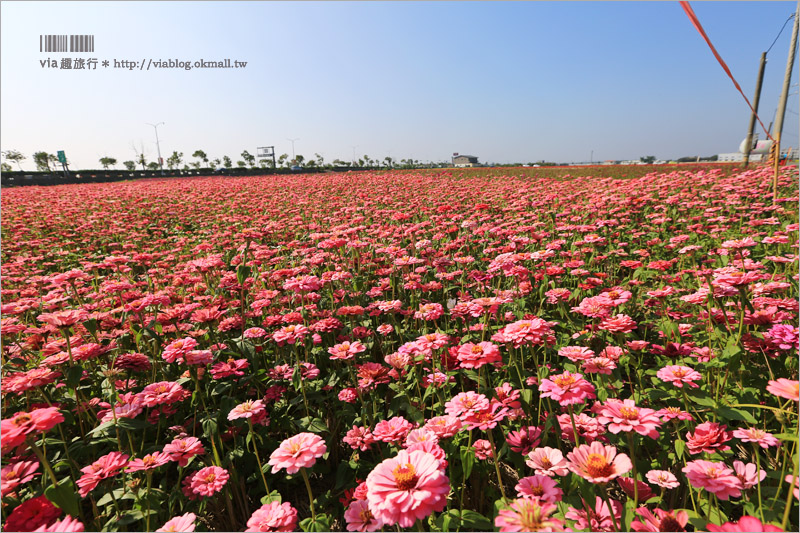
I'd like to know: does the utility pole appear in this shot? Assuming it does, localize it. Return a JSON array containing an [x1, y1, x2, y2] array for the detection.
[[287, 138, 299, 161], [773, 4, 799, 200], [743, 53, 767, 167], [147, 122, 165, 175]]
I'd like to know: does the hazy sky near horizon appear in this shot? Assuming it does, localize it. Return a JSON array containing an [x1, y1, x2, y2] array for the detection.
[[1, 1, 798, 170]]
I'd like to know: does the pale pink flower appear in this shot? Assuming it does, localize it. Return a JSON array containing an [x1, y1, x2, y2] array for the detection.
[[473, 439, 493, 460], [597, 398, 662, 439], [539, 371, 596, 406], [566, 442, 632, 483], [657, 365, 702, 388], [163, 436, 205, 466], [156, 513, 196, 532], [564, 496, 621, 532], [766, 378, 799, 402], [344, 499, 384, 532], [495, 498, 565, 532], [646, 469, 680, 489], [631, 508, 689, 532], [245, 502, 299, 532], [526, 447, 569, 477], [456, 342, 502, 369], [228, 399, 266, 421], [444, 391, 490, 418], [365, 449, 449, 528], [515, 475, 563, 503], [423, 416, 463, 439], [268, 432, 327, 474], [126, 451, 172, 472], [558, 346, 594, 362], [373, 417, 414, 444], [33, 516, 85, 532], [190, 466, 229, 497], [344, 426, 375, 451], [733, 427, 780, 448], [682, 460, 743, 500], [706, 516, 784, 532], [733, 460, 766, 489]]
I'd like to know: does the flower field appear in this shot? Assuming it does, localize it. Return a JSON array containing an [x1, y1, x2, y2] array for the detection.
[[1, 164, 798, 532]]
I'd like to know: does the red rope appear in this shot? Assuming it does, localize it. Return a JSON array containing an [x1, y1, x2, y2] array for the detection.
[[680, 1, 774, 141]]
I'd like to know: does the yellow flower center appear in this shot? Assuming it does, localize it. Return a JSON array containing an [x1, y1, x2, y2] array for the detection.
[[392, 463, 418, 491], [585, 453, 614, 478], [619, 406, 639, 420], [553, 375, 576, 388]]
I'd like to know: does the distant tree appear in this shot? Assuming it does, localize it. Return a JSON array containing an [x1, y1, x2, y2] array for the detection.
[[241, 150, 256, 168], [306, 159, 317, 168], [314, 153, 324, 167], [123, 161, 136, 171], [1, 162, 12, 172], [192, 150, 209, 167], [137, 153, 147, 170], [222, 155, 232, 168], [236, 160, 246, 168], [640, 155, 656, 164], [33, 151, 53, 171], [147, 162, 160, 171], [211, 158, 221, 168], [182, 165, 190, 171], [190, 162, 201, 169], [277, 153, 289, 168], [294, 154, 305, 166], [2, 150, 26, 170], [99, 156, 117, 169], [166, 151, 183, 170], [383, 156, 394, 168]]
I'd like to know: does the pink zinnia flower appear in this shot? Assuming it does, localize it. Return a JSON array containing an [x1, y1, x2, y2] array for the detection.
[[328, 341, 366, 361], [462, 402, 509, 431], [473, 439, 493, 460], [373, 417, 414, 444], [33, 516, 85, 532], [682, 460, 743, 500], [404, 428, 438, 447], [4, 495, 62, 532], [344, 426, 375, 451], [423, 416, 463, 439], [139, 381, 189, 407], [733, 460, 766, 489], [365, 449, 449, 528], [657, 365, 702, 388], [582, 357, 616, 374], [268, 432, 327, 474], [156, 513, 196, 532], [631, 508, 689, 532], [506, 426, 542, 455], [1, 460, 40, 496], [127, 451, 172, 472], [495, 498, 565, 532], [77, 451, 129, 497], [189, 466, 229, 497], [245, 502, 299, 532], [228, 399, 266, 421], [598, 314, 637, 333], [163, 436, 205, 466], [566, 441, 632, 483], [646, 469, 680, 489], [344, 499, 384, 532], [539, 371, 596, 406], [444, 391, 490, 418], [515, 475, 563, 503], [597, 398, 662, 439], [526, 447, 569, 477], [456, 342, 502, 369], [733, 427, 780, 448], [558, 346, 594, 362], [766, 378, 799, 402], [686, 421, 732, 455], [706, 516, 784, 532]]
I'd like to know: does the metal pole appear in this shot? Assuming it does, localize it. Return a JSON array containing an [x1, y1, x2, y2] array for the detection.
[[147, 122, 165, 176], [743, 52, 767, 168], [287, 138, 299, 160], [773, 4, 799, 200]]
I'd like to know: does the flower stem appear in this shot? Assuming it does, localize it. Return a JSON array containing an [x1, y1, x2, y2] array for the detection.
[[248, 420, 270, 495], [486, 430, 507, 501], [300, 467, 316, 521], [600, 487, 620, 532]]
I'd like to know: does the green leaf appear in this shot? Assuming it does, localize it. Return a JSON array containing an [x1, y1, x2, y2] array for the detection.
[[299, 514, 332, 532], [65, 365, 83, 389], [674, 439, 685, 460], [299, 417, 328, 434], [45, 478, 80, 517], [460, 445, 475, 480], [716, 406, 757, 425], [260, 490, 282, 505], [117, 417, 148, 431], [237, 265, 252, 285]]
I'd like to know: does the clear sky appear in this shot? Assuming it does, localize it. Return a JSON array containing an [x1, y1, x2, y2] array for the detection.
[[1, 1, 798, 169]]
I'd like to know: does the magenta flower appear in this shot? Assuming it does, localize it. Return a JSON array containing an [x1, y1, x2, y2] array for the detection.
[[597, 399, 662, 439], [156, 513, 196, 532], [245, 502, 299, 532], [657, 365, 702, 388], [189, 466, 229, 497], [539, 371, 596, 406], [682, 460, 743, 500]]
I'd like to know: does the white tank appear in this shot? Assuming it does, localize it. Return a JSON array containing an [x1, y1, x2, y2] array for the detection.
[[739, 138, 774, 154]]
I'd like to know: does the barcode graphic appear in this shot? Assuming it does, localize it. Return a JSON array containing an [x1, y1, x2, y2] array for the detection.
[[39, 35, 94, 53]]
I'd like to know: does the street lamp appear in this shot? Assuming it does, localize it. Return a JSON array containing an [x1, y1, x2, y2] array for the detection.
[[287, 138, 299, 161], [147, 122, 165, 175]]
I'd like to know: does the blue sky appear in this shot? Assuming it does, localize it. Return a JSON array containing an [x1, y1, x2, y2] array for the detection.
[[1, 1, 798, 169]]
